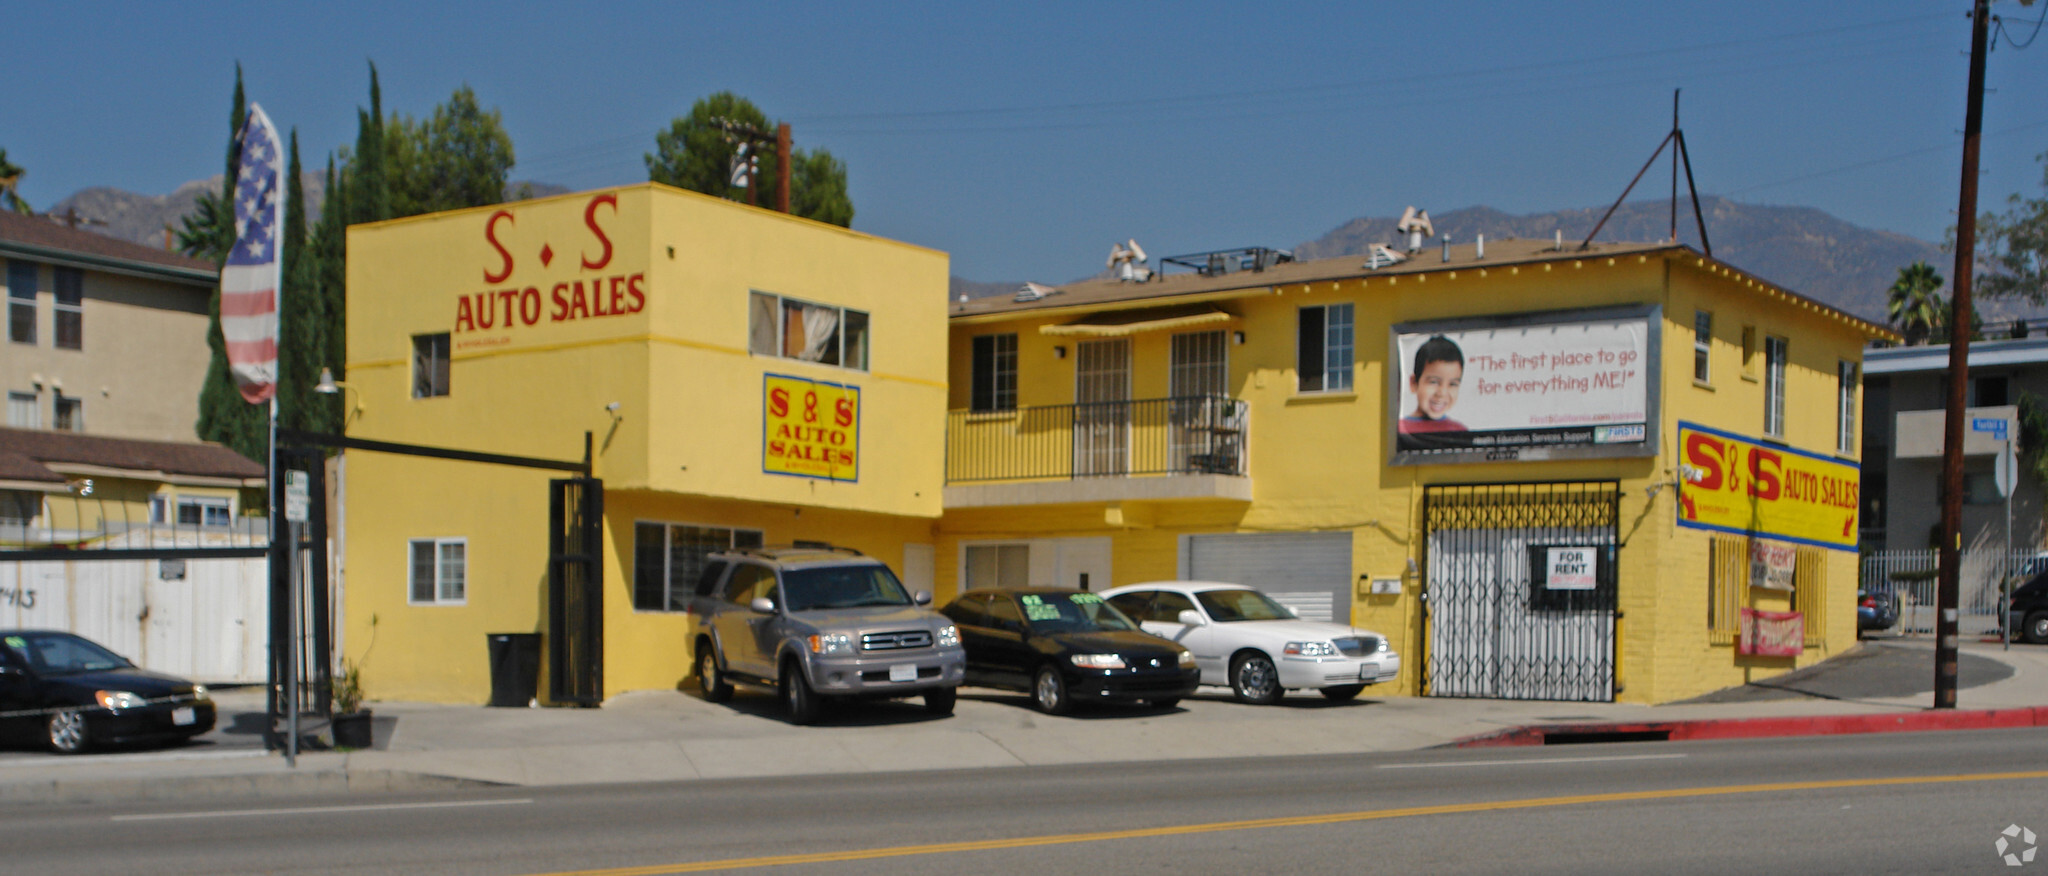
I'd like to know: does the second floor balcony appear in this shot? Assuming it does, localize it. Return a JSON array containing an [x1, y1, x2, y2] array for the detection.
[[943, 395, 1251, 507]]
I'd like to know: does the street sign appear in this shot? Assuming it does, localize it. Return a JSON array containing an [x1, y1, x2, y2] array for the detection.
[[285, 470, 310, 523], [1973, 417, 2010, 441], [1997, 440, 2018, 499]]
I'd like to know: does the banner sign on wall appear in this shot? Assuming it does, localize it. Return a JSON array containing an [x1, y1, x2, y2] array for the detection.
[[763, 374, 860, 482], [1389, 308, 1657, 465], [1739, 608, 1804, 656], [1749, 538, 1798, 591], [1676, 422, 1859, 551]]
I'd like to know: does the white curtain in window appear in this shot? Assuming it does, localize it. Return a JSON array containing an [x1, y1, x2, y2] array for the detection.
[[800, 304, 838, 362]]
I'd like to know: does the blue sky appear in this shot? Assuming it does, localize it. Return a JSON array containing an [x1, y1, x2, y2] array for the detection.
[[9, 1, 2048, 282]]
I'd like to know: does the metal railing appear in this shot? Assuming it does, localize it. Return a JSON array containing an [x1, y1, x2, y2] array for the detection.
[[946, 395, 1248, 484], [1858, 548, 2039, 635]]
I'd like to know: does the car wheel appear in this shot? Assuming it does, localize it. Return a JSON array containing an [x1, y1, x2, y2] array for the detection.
[[1320, 684, 1367, 702], [1148, 698, 1181, 710], [780, 660, 822, 725], [924, 686, 957, 716], [697, 642, 733, 703], [1230, 652, 1283, 705], [2027, 611, 2048, 645], [46, 709, 89, 754], [1033, 666, 1072, 716]]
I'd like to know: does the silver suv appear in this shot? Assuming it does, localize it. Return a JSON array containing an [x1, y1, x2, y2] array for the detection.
[[689, 546, 965, 724]]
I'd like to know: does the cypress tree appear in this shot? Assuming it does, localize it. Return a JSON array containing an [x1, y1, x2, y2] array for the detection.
[[193, 64, 268, 462]]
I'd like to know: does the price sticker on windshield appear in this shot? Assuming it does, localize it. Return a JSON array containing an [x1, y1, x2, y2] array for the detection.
[[1025, 605, 1061, 621], [1069, 593, 1103, 604], [2, 636, 23, 650]]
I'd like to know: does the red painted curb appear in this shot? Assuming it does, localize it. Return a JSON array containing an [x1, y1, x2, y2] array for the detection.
[[1452, 705, 2048, 748]]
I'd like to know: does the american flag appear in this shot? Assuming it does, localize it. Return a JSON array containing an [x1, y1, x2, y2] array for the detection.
[[221, 103, 284, 404]]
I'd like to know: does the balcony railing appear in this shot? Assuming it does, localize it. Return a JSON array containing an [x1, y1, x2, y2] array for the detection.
[[946, 395, 1247, 484]]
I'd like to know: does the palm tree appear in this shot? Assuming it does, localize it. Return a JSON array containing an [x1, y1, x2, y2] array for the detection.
[[0, 148, 30, 214], [1887, 261, 1946, 345]]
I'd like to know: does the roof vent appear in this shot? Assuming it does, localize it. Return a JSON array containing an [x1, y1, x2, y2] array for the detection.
[[1014, 282, 1061, 303], [1366, 244, 1407, 269], [1397, 206, 1434, 253], [1107, 239, 1153, 283]]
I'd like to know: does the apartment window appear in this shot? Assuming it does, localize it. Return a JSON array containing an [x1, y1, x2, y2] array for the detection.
[[174, 496, 232, 527], [1297, 302, 1355, 392], [964, 543, 1029, 590], [6, 391, 36, 429], [1693, 311, 1712, 383], [1836, 360, 1857, 456], [52, 267, 81, 350], [969, 333, 1017, 412], [51, 394, 81, 432], [1741, 326, 1758, 380], [409, 538, 467, 604], [412, 333, 450, 398], [632, 522, 763, 612], [748, 291, 869, 371], [1971, 375, 2009, 407], [7, 260, 35, 345], [149, 495, 167, 524], [0, 490, 38, 526], [1763, 336, 1787, 437]]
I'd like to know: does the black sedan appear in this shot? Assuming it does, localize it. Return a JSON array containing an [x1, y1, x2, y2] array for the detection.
[[0, 630, 216, 754], [2010, 573, 2048, 644], [940, 588, 1200, 715]]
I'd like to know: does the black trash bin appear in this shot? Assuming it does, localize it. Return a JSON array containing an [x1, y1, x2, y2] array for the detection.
[[486, 633, 542, 707]]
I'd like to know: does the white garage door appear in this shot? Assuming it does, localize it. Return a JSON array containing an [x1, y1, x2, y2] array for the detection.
[[1185, 532, 1351, 622]]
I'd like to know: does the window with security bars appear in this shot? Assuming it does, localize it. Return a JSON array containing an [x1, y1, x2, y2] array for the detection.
[[1793, 546, 1826, 648], [632, 522, 763, 611], [53, 266, 81, 350], [409, 538, 466, 604], [1707, 534, 1745, 643]]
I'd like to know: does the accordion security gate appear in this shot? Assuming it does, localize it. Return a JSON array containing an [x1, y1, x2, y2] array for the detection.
[[1423, 482, 1620, 702]]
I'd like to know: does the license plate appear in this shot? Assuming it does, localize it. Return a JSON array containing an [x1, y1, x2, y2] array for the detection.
[[172, 707, 196, 726], [889, 663, 916, 683], [1358, 664, 1378, 680]]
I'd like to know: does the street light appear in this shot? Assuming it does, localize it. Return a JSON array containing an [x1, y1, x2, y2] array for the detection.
[[314, 367, 365, 426]]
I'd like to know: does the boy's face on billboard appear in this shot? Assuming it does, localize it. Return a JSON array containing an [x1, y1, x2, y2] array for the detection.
[[1411, 360, 1462, 419]]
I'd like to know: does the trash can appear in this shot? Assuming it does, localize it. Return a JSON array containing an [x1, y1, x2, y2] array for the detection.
[[486, 633, 542, 707]]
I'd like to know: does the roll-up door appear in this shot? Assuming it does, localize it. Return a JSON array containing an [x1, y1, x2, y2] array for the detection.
[[1185, 532, 1351, 622]]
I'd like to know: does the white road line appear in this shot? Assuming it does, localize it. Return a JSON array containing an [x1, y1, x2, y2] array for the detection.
[[112, 798, 533, 822], [1377, 753, 1690, 769]]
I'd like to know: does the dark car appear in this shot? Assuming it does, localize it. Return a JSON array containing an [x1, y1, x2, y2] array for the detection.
[[2009, 573, 2048, 645], [1857, 589, 1900, 634], [940, 588, 1200, 715], [0, 630, 216, 754]]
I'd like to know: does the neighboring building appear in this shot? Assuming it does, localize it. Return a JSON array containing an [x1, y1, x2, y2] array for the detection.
[[937, 239, 1891, 704], [1860, 338, 2048, 554], [341, 184, 947, 703], [0, 211, 219, 443]]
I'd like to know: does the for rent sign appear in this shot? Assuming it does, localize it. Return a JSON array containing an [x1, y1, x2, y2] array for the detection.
[[763, 374, 860, 482], [1676, 422, 1859, 551]]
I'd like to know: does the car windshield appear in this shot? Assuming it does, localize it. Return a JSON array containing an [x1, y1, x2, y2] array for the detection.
[[1196, 589, 1297, 622], [1018, 592, 1136, 633], [2, 632, 131, 674], [781, 565, 913, 612]]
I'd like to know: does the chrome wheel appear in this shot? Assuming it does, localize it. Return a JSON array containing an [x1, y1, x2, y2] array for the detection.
[[1033, 666, 1071, 715], [47, 710, 88, 754], [697, 645, 733, 703], [1230, 652, 1282, 705]]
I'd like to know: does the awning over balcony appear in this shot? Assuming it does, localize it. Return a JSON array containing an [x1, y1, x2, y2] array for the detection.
[[1039, 304, 1236, 338]]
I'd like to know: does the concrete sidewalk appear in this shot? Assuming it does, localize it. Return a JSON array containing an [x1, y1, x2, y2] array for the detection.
[[4, 639, 2044, 804]]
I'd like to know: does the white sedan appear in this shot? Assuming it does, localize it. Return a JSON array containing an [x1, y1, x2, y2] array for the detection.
[[1101, 581, 1399, 704]]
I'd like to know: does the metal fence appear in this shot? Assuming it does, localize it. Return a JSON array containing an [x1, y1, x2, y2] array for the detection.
[[1858, 549, 2037, 635], [945, 395, 1248, 483]]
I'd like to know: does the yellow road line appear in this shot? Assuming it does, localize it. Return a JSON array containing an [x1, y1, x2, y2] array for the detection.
[[529, 770, 2048, 875]]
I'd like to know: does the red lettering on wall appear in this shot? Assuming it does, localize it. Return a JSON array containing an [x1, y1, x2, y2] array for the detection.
[[1749, 448, 1782, 501], [483, 210, 516, 283], [626, 273, 646, 312], [455, 295, 476, 333], [769, 388, 791, 418], [475, 292, 496, 329], [519, 287, 542, 325], [608, 276, 625, 315], [550, 283, 570, 322], [834, 398, 854, 428], [1684, 432, 1723, 490], [581, 194, 616, 270], [568, 281, 591, 320]]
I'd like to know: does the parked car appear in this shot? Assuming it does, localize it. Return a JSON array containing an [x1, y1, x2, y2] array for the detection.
[[939, 588, 1199, 714], [1857, 589, 1900, 634], [1101, 581, 1400, 704], [689, 545, 964, 724], [0, 630, 216, 754], [2009, 571, 2048, 645]]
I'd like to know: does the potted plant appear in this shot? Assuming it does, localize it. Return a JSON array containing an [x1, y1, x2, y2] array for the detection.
[[330, 659, 374, 749]]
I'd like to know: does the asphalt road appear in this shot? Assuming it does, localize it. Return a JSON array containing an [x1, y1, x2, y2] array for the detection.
[[2, 728, 2043, 875]]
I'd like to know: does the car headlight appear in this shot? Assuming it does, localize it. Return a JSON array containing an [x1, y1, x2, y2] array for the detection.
[[808, 632, 854, 655], [1376, 638, 1391, 653], [1177, 650, 1196, 666], [192, 684, 211, 702], [96, 690, 147, 710], [1069, 653, 1126, 669], [936, 624, 960, 648], [1284, 641, 1338, 657]]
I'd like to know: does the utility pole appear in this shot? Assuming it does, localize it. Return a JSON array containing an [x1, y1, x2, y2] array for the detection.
[[712, 119, 793, 215], [1937, 0, 1992, 710]]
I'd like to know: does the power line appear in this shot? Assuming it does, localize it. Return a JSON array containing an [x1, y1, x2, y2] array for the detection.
[[1722, 119, 2048, 197]]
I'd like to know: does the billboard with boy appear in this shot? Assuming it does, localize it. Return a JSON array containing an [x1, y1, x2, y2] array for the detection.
[[1389, 305, 1660, 465]]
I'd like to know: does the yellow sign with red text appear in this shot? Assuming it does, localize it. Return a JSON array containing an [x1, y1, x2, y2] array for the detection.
[[1676, 422, 1858, 551], [763, 374, 860, 482]]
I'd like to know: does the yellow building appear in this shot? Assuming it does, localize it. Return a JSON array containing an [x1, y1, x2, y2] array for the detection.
[[938, 239, 1890, 704], [341, 184, 947, 704]]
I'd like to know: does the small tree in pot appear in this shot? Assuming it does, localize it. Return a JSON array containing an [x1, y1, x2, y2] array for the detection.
[[330, 659, 374, 749]]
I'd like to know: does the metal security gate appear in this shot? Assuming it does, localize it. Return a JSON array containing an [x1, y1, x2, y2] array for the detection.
[[1423, 482, 1619, 702], [1186, 532, 1351, 622], [548, 477, 604, 705]]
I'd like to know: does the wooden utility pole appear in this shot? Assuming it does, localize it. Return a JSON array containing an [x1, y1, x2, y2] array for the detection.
[[1937, 0, 1992, 709], [776, 123, 792, 215]]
